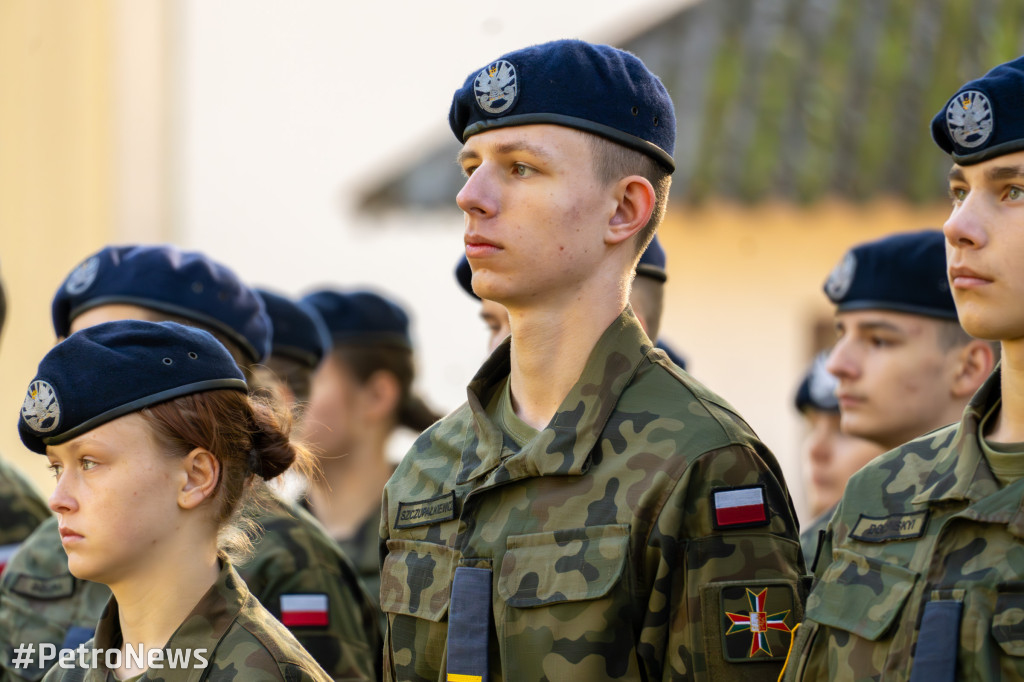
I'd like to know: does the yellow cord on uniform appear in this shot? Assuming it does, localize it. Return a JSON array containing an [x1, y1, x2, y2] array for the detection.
[[777, 622, 801, 682]]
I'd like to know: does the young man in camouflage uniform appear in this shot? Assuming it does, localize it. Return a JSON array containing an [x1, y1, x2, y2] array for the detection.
[[381, 39, 805, 681], [0, 246, 379, 682], [785, 56, 1024, 681]]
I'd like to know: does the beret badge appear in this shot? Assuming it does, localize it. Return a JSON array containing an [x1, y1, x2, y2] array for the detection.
[[474, 59, 518, 115], [946, 90, 993, 150], [65, 256, 100, 296], [825, 251, 857, 302], [21, 380, 60, 434]]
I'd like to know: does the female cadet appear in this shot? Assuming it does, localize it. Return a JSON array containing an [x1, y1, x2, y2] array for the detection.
[[299, 289, 441, 609], [21, 320, 333, 681]]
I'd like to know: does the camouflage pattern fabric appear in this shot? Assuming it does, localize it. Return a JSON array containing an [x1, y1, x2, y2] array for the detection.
[[799, 505, 834, 570], [0, 457, 50, 557], [40, 557, 333, 681], [785, 367, 1024, 681], [380, 308, 806, 681], [337, 506, 383, 621], [0, 494, 381, 682]]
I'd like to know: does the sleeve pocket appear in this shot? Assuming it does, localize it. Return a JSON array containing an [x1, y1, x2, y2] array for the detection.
[[806, 547, 918, 641], [380, 539, 457, 622], [498, 524, 629, 608]]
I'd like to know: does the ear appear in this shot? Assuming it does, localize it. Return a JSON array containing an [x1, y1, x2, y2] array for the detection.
[[361, 370, 401, 421], [604, 175, 656, 246], [177, 448, 221, 510], [950, 339, 996, 399]]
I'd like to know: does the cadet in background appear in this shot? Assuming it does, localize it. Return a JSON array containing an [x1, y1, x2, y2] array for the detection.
[[381, 39, 804, 681], [785, 55, 1024, 681]]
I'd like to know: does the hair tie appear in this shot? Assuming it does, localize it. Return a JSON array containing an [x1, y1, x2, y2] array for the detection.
[[248, 447, 263, 477]]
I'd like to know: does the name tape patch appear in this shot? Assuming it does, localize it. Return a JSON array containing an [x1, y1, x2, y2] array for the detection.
[[712, 485, 769, 530], [10, 574, 76, 600], [850, 511, 928, 543], [395, 491, 456, 530]]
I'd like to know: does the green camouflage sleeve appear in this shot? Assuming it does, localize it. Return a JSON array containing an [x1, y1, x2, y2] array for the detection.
[[241, 496, 380, 681], [0, 457, 50, 549]]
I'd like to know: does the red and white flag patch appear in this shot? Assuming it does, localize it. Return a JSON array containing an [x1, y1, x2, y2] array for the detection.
[[0, 543, 20, 575], [280, 593, 329, 628], [712, 486, 769, 529]]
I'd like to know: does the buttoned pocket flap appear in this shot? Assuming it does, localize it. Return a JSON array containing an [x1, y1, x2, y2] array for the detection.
[[380, 539, 457, 622], [806, 548, 918, 641], [498, 524, 629, 608], [993, 586, 1024, 656]]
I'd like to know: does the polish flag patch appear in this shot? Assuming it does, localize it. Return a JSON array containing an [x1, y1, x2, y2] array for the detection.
[[0, 543, 20, 575], [712, 486, 769, 529], [280, 593, 329, 628]]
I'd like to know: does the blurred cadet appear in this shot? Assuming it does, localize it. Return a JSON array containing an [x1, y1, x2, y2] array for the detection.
[[0, 246, 379, 682], [23, 321, 332, 681], [383, 40, 804, 681], [0, 265, 50, 573], [301, 289, 440, 614], [786, 58, 1024, 680], [824, 229, 994, 451], [455, 233, 688, 368], [253, 288, 331, 407], [792, 352, 884, 566]]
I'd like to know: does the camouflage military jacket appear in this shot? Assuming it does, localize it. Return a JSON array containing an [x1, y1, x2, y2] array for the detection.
[[40, 558, 332, 681], [380, 309, 805, 681], [0, 494, 380, 682], [785, 367, 1024, 681], [0, 456, 50, 570]]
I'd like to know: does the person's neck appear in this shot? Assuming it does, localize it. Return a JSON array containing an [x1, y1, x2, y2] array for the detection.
[[310, 435, 393, 540], [108, 541, 218, 680], [506, 285, 628, 431], [992, 340, 1024, 443]]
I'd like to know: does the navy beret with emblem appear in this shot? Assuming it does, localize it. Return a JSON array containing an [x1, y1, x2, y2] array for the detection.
[[823, 229, 957, 321], [254, 289, 330, 369], [931, 55, 1024, 165], [449, 39, 676, 172], [455, 255, 477, 300], [52, 245, 271, 364], [301, 289, 412, 350], [794, 352, 839, 414], [19, 320, 246, 454]]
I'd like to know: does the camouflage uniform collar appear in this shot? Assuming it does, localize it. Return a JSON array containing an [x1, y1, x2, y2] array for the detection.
[[460, 306, 652, 484], [92, 556, 247, 682], [912, 365, 1003, 506]]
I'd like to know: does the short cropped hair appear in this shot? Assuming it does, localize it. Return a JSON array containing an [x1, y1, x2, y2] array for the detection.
[[935, 318, 1000, 360], [585, 134, 672, 257]]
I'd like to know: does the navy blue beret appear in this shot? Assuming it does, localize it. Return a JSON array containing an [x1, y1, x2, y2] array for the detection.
[[823, 229, 957, 321], [932, 55, 1024, 165], [53, 246, 271, 363], [301, 289, 412, 349], [455, 255, 478, 300], [254, 289, 330, 369], [449, 39, 676, 172], [794, 352, 839, 414], [19, 320, 246, 454], [636, 234, 667, 282]]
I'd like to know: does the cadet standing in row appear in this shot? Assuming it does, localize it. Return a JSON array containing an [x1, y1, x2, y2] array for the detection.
[[0, 246, 379, 682], [381, 40, 805, 681], [785, 55, 1024, 681]]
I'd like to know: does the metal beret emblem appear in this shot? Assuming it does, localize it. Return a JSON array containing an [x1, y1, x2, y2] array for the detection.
[[21, 380, 60, 434], [825, 251, 857, 302], [474, 60, 517, 115], [946, 90, 993, 150], [65, 256, 100, 296]]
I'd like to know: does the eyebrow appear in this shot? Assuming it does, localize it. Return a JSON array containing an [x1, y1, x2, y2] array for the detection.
[[851, 320, 906, 335], [456, 139, 554, 166], [947, 164, 1024, 183]]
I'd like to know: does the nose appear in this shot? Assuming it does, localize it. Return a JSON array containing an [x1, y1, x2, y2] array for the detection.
[[456, 165, 497, 217], [943, 195, 988, 250], [825, 338, 859, 381], [48, 472, 78, 515]]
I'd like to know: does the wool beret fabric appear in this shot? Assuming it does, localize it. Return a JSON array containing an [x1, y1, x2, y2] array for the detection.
[[19, 320, 246, 454], [794, 352, 839, 414], [932, 55, 1024, 165], [302, 289, 412, 349], [52, 245, 271, 363], [255, 289, 330, 369], [823, 230, 957, 321], [449, 39, 676, 171]]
